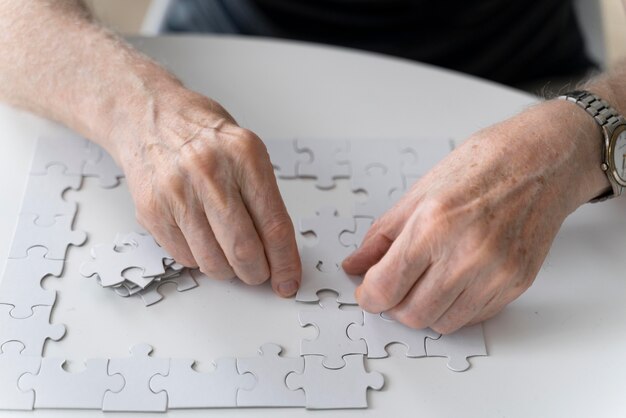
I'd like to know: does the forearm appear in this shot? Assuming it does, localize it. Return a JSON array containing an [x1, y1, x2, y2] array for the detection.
[[0, 0, 182, 151]]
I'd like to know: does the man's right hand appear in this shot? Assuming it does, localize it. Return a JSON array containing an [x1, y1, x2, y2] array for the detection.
[[108, 86, 301, 297]]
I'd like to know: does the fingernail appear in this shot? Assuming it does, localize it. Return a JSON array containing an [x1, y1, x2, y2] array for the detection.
[[278, 280, 298, 297]]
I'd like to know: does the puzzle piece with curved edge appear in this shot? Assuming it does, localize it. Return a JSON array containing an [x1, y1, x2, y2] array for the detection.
[[299, 206, 355, 268], [0, 305, 66, 356], [351, 165, 405, 219], [295, 139, 350, 189], [150, 357, 254, 409], [20, 164, 81, 225], [9, 213, 87, 261], [339, 217, 373, 249], [83, 143, 125, 188], [347, 311, 440, 358], [136, 269, 198, 306], [30, 135, 90, 176], [264, 138, 312, 179], [103, 343, 169, 412], [0, 246, 64, 319], [286, 354, 384, 409], [236, 343, 305, 407], [19, 358, 124, 409], [425, 323, 487, 372], [299, 296, 366, 369], [0, 341, 40, 410], [296, 250, 361, 305]]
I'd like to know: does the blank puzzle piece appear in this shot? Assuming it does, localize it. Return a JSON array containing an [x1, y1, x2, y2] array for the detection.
[[286, 354, 384, 409], [30, 135, 90, 176], [425, 323, 487, 372], [83, 143, 125, 188], [20, 164, 81, 224], [0, 246, 64, 318], [136, 270, 198, 306], [299, 296, 366, 369], [0, 341, 40, 410], [150, 357, 254, 409], [0, 305, 66, 356], [297, 250, 362, 305], [9, 213, 87, 260], [264, 138, 311, 179], [299, 206, 355, 269], [103, 343, 169, 412], [237, 343, 304, 407], [19, 358, 124, 409], [348, 311, 440, 358], [295, 139, 350, 189], [351, 165, 405, 219]]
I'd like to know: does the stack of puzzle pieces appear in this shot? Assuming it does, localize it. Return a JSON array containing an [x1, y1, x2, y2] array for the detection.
[[0, 134, 487, 411]]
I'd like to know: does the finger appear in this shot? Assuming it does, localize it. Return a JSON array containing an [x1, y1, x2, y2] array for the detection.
[[468, 288, 517, 326], [145, 219, 197, 268], [342, 203, 412, 275], [355, 215, 431, 313], [175, 203, 235, 280], [202, 189, 270, 286], [429, 286, 495, 334], [238, 141, 301, 297]]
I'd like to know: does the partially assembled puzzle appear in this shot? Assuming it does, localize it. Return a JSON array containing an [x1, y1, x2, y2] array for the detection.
[[0, 133, 487, 411]]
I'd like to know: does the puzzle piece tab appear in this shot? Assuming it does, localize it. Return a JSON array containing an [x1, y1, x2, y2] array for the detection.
[[0, 305, 65, 356], [425, 323, 487, 372], [296, 139, 350, 189], [0, 341, 40, 410]]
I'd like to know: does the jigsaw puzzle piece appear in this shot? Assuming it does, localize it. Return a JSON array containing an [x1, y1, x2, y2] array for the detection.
[[9, 213, 87, 260], [0, 305, 65, 356], [0, 341, 40, 410], [19, 358, 124, 409], [425, 323, 487, 372], [103, 343, 169, 412], [137, 270, 198, 307], [339, 217, 373, 248], [236, 343, 305, 407], [20, 165, 81, 224], [401, 137, 454, 178], [351, 165, 405, 219], [299, 295, 366, 369], [296, 250, 362, 305], [286, 354, 384, 409], [264, 138, 311, 179], [295, 139, 350, 189], [150, 357, 254, 409], [0, 247, 64, 318], [348, 311, 440, 358], [299, 206, 356, 268], [29, 135, 90, 176], [83, 143, 125, 188]]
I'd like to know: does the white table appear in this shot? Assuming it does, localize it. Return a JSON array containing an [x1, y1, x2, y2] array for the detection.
[[1, 35, 625, 418]]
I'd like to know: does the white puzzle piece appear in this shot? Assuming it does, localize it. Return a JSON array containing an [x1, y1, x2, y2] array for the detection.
[[351, 165, 404, 219], [425, 323, 487, 372], [0, 305, 65, 356], [295, 139, 350, 189], [150, 357, 255, 409], [347, 311, 440, 358], [264, 138, 311, 179], [299, 206, 355, 269], [103, 343, 169, 412], [0, 247, 64, 318], [236, 343, 305, 407], [30, 135, 90, 176], [339, 217, 373, 248], [19, 358, 124, 409], [9, 213, 87, 260], [83, 143, 125, 188], [286, 354, 384, 409], [137, 270, 198, 306], [299, 295, 366, 369], [0, 341, 40, 411]]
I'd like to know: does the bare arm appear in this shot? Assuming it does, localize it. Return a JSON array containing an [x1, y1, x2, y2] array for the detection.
[[0, 0, 302, 297]]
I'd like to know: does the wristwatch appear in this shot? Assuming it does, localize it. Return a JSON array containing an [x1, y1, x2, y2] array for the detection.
[[559, 90, 626, 202]]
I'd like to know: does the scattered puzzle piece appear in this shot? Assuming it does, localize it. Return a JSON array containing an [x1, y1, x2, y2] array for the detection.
[[425, 323, 487, 372], [19, 358, 124, 409], [348, 311, 440, 358], [0, 305, 65, 356], [286, 354, 384, 409], [236, 343, 305, 407], [0, 341, 40, 410], [299, 295, 366, 369], [136, 270, 198, 306], [150, 357, 254, 409], [0, 247, 64, 318], [103, 344, 169, 412]]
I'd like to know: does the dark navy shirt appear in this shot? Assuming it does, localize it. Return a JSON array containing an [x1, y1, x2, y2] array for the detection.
[[166, 0, 593, 86]]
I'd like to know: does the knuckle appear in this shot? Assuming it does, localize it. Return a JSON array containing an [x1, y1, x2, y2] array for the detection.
[[231, 238, 262, 267], [263, 217, 295, 248], [230, 128, 264, 156]]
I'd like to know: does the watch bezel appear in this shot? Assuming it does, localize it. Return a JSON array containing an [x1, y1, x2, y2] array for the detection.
[[607, 124, 626, 186]]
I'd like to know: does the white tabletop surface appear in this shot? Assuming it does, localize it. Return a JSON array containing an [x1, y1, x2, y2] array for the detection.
[[1, 35, 625, 418]]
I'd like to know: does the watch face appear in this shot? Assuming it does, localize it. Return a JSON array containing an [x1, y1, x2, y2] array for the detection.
[[615, 130, 626, 183]]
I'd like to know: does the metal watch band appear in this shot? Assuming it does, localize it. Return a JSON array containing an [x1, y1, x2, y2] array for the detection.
[[558, 90, 624, 202]]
